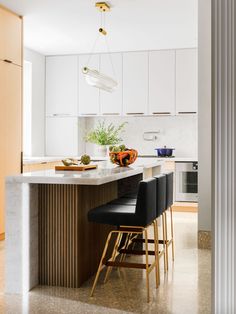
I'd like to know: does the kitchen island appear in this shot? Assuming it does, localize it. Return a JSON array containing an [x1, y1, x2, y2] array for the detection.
[[5, 159, 163, 294]]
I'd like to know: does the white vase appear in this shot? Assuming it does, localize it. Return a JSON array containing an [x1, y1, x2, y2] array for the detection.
[[96, 145, 109, 157]]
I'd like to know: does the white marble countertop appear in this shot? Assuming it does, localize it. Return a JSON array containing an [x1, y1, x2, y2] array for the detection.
[[8, 159, 163, 185], [23, 155, 197, 164]]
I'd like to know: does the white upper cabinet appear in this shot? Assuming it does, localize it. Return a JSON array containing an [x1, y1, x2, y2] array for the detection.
[[149, 50, 175, 115], [100, 53, 122, 115], [123, 52, 148, 115], [176, 49, 198, 114], [46, 56, 78, 116], [78, 54, 100, 115], [46, 117, 78, 156]]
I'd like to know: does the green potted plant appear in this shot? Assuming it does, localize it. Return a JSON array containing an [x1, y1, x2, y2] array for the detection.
[[85, 120, 127, 157]]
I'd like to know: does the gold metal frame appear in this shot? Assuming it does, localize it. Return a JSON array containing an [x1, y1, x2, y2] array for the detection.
[[95, 2, 110, 12], [90, 222, 160, 303], [163, 206, 175, 270]]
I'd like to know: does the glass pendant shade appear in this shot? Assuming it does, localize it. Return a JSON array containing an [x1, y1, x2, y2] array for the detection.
[[82, 67, 118, 93]]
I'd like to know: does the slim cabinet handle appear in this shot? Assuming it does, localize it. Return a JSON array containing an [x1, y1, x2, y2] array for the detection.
[[178, 111, 197, 114], [126, 112, 144, 115], [152, 112, 171, 115], [4, 59, 13, 64]]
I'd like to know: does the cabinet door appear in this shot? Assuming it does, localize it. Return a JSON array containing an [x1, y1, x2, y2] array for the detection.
[[0, 60, 22, 234], [0, 7, 22, 66], [100, 53, 122, 115], [176, 49, 198, 114], [46, 56, 78, 116], [123, 52, 148, 115], [78, 54, 100, 115], [46, 117, 78, 156], [149, 50, 175, 115]]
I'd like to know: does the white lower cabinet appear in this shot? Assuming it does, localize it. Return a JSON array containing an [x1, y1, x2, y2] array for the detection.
[[46, 117, 78, 156]]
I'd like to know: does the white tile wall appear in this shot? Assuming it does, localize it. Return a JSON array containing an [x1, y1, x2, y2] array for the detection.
[[82, 115, 198, 158]]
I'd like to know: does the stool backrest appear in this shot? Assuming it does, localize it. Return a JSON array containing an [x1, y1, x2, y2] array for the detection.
[[135, 178, 156, 226], [154, 174, 166, 217], [165, 172, 174, 209]]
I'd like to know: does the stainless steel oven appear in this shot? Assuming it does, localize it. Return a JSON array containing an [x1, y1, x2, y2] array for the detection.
[[175, 162, 198, 202]]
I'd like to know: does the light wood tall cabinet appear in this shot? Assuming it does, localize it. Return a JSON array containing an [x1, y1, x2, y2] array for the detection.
[[0, 5, 22, 238]]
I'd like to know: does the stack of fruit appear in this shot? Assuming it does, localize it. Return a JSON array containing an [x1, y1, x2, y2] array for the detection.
[[109, 145, 138, 167]]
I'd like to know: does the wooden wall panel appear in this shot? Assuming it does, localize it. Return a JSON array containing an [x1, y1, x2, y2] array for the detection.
[[38, 183, 117, 288]]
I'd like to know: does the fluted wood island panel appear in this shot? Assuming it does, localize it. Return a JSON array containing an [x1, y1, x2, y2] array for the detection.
[[38, 183, 117, 287]]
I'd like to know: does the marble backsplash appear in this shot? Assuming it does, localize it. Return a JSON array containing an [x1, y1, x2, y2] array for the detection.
[[78, 115, 198, 158]]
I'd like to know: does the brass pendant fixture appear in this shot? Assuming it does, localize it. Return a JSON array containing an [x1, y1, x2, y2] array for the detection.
[[82, 2, 118, 93]]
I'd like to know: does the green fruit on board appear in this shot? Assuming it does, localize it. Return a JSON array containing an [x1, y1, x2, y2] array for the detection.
[[109, 145, 114, 152], [80, 154, 91, 165]]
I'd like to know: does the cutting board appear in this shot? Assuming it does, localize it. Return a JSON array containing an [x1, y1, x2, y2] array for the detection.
[[55, 164, 97, 171]]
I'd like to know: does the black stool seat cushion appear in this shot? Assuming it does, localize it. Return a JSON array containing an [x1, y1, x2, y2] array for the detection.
[[122, 192, 137, 199], [88, 204, 137, 226], [88, 178, 157, 227], [109, 198, 136, 206]]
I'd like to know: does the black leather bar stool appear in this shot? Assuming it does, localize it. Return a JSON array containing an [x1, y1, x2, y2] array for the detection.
[[129, 174, 168, 272], [88, 178, 159, 302], [164, 172, 175, 270]]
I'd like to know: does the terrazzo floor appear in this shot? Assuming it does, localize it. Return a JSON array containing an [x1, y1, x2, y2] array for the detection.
[[0, 212, 211, 314]]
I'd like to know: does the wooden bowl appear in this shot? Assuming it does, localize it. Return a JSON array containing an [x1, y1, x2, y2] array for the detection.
[[109, 149, 138, 167]]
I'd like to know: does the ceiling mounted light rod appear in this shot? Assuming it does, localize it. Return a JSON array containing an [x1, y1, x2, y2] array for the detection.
[[82, 2, 117, 93]]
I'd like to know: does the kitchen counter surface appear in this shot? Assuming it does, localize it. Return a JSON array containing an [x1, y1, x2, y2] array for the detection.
[[8, 159, 163, 185], [23, 156, 108, 164], [23, 155, 197, 164], [139, 156, 198, 162]]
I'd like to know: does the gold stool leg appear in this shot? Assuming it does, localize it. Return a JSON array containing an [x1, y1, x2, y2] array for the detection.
[[164, 211, 169, 271], [144, 228, 150, 302], [90, 231, 113, 297], [162, 214, 167, 273], [170, 206, 175, 261], [153, 221, 160, 288], [104, 232, 122, 283]]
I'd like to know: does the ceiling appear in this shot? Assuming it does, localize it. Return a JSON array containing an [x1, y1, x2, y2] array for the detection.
[[0, 0, 198, 56]]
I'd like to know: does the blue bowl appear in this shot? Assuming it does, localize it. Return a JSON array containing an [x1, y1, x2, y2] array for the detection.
[[155, 148, 175, 157]]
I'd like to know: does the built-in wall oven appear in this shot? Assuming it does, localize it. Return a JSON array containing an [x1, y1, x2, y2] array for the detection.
[[175, 162, 198, 202]]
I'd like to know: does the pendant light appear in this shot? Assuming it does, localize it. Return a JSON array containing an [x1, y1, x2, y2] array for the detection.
[[82, 2, 118, 93]]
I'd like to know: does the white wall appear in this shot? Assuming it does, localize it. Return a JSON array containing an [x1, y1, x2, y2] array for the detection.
[[84, 115, 198, 158], [24, 48, 45, 156], [198, 0, 211, 231]]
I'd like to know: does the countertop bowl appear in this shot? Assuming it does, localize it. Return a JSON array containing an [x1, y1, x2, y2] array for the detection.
[[109, 149, 138, 167]]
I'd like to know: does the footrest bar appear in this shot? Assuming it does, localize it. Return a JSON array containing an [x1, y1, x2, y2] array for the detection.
[[105, 261, 150, 269]]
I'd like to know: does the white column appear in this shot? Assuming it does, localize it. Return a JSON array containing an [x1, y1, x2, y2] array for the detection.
[[5, 182, 39, 294], [212, 0, 236, 312]]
